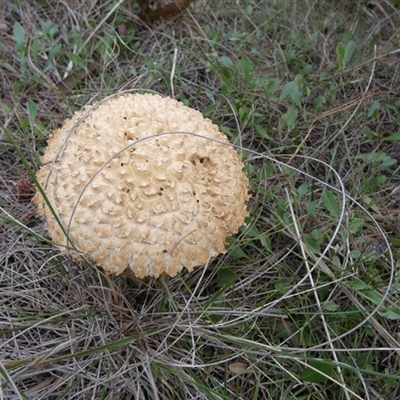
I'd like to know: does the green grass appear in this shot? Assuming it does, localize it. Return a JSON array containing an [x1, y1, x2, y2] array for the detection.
[[1, 0, 400, 398]]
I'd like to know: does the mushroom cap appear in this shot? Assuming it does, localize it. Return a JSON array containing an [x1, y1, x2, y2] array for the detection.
[[33, 93, 250, 278]]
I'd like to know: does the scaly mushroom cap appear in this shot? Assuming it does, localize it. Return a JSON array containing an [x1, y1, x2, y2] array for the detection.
[[33, 93, 250, 278]]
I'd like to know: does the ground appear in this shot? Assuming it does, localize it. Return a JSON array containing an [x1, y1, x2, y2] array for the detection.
[[1, 0, 400, 399]]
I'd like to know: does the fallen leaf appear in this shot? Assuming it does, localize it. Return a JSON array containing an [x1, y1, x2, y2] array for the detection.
[[228, 362, 249, 375], [141, 0, 191, 22]]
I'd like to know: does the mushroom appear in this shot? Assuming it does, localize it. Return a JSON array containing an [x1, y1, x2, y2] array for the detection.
[[33, 93, 250, 278]]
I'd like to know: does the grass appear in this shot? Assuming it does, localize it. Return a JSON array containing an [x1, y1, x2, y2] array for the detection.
[[1, 0, 400, 398]]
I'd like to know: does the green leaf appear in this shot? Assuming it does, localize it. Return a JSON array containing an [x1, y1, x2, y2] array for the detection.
[[357, 152, 397, 171], [302, 64, 313, 75], [240, 55, 252, 80], [275, 281, 290, 294], [218, 268, 237, 285], [300, 359, 334, 383], [349, 250, 361, 259], [312, 96, 326, 110], [337, 40, 355, 68], [306, 201, 317, 215], [332, 255, 341, 268], [322, 188, 340, 217], [336, 42, 345, 66], [44, 44, 62, 72], [367, 101, 380, 118], [279, 81, 296, 102], [344, 40, 355, 64], [324, 301, 338, 311], [380, 308, 400, 320], [390, 238, 400, 248], [1, 62, 18, 74], [297, 183, 308, 197], [246, 225, 260, 238], [291, 87, 302, 107], [286, 106, 298, 131], [258, 76, 280, 95], [382, 131, 400, 141], [145, 55, 154, 70], [255, 124, 271, 140], [227, 244, 248, 259], [351, 278, 367, 290], [349, 218, 364, 234], [27, 100, 37, 121], [363, 290, 382, 305], [220, 56, 233, 68], [361, 129, 378, 139], [13, 22, 24, 45], [380, 157, 397, 171], [304, 234, 321, 254], [203, 104, 216, 117], [67, 52, 87, 69]]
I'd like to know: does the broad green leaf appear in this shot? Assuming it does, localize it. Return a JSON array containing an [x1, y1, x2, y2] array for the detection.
[[349, 218, 364, 234], [322, 188, 340, 217], [291, 87, 302, 107], [1, 62, 18, 74], [324, 301, 338, 311], [379, 157, 397, 171], [305, 235, 321, 254], [286, 106, 298, 131], [203, 104, 216, 116], [48, 44, 62, 60], [275, 281, 290, 294], [363, 290, 382, 305], [228, 244, 248, 259], [312, 96, 326, 110], [258, 76, 279, 95], [13, 22, 24, 45], [351, 278, 367, 290], [145, 55, 154, 70], [349, 250, 361, 258], [27, 100, 37, 122], [67, 52, 87, 69], [337, 40, 355, 68], [367, 101, 380, 118], [302, 64, 313, 75], [246, 5, 253, 15], [344, 40, 355, 64], [361, 129, 378, 139], [245, 225, 260, 238], [218, 268, 237, 285], [390, 238, 400, 247], [260, 234, 270, 251], [220, 56, 233, 68], [300, 359, 334, 383], [336, 42, 345, 66], [255, 124, 271, 140], [332, 255, 341, 268], [380, 308, 400, 320], [259, 163, 275, 179], [382, 131, 400, 141], [297, 183, 308, 197], [240, 55, 252, 80], [44, 44, 62, 72], [328, 84, 338, 101], [306, 200, 317, 215], [356, 353, 372, 369], [279, 81, 296, 102]]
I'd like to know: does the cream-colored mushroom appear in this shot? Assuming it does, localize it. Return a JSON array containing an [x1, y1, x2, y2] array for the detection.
[[33, 93, 250, 278]]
